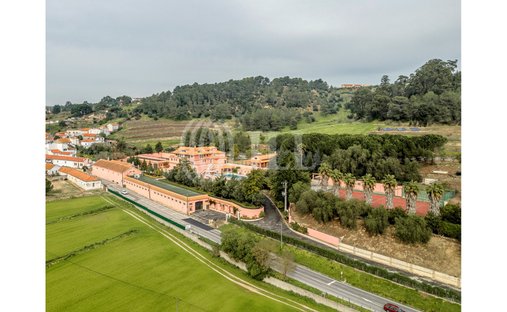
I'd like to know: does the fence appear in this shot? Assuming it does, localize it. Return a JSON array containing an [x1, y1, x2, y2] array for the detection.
[[107, 188, 186, 230], [336, 241, 460, 288]]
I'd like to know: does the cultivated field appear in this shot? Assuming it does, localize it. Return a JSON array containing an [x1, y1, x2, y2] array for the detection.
[[46, 195, 333, 312]]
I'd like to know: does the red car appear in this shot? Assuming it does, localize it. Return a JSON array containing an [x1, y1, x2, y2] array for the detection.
[[384, 303, 405, 312]]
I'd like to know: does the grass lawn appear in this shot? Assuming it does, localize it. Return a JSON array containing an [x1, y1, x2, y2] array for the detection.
[[46, 195, 112, 223], [47, 194, 334, 312], [245, 111, 386, 141]]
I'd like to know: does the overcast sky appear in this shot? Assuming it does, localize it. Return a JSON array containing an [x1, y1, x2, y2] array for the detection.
[[46, 0, 460, 106]]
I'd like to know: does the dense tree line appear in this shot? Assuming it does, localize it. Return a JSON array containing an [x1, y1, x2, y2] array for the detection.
[[347, 59, 461, 125], [134, 76, 343, 128], [269, 133, 446, 182]]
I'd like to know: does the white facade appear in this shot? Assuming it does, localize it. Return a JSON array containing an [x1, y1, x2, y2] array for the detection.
[[89, 128, 102, 135], [47, 159, 87, 169], [106, 123, 119, 132], [64, 174, 102, 190]]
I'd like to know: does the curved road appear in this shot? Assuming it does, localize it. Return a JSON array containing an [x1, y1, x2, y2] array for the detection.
[[105, 181, 421, 312]]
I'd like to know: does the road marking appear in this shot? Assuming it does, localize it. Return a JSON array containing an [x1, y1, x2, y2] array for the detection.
[[327, 280, 335, 286], [362, 297, 373, 303]]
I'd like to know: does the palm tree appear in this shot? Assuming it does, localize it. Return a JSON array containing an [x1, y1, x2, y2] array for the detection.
[[382, 174, 397, 209], [318, 162, 332, 190], [426, 183, 445, 215], [343, 173, 356, 200], [404, 181, 419, 215], [329, 169, 343, 197], [297, 143, 306, 168], [362, 174, 376, 205]]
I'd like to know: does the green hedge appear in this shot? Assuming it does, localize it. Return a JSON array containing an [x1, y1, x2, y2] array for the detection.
[[230, 219, 461, 302]]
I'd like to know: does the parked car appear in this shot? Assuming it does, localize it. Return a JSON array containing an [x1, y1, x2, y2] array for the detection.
[[384, 303, 405, 312], [120, 189, 128, 195]]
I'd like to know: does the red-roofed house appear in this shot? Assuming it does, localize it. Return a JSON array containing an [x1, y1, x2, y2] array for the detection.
[[46, 154, 91, 169], [58, 167, 102, 190], [91, 159, 141, 186]]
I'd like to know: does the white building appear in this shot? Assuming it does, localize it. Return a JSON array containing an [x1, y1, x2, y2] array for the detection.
[[106, 123, 119, 132], [58, 167, 102, 190], [46, 154, 91, 169]]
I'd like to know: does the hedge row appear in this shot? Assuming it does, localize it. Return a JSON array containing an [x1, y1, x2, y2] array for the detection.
[[230, 219, 461, 302]]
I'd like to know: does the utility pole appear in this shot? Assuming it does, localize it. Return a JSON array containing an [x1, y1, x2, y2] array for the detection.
[[281, 180, 288, 249], [282, 180, 288, 212]]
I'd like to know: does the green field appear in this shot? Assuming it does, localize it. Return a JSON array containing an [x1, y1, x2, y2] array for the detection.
[[46, 194, 334, 312]]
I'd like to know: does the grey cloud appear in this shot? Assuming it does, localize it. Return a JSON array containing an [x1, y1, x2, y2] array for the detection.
[[47, 0, 460, 105]]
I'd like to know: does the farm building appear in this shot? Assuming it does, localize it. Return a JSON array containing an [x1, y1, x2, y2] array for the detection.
[[58, 167, 102, 190], [91, 159, 141, 186]]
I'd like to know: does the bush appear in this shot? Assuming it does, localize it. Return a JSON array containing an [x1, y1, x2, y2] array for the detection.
[[440, 204, 461, 224], [395, 215, 432, 244], [388, 207, 407, 225], [364, 207, 389, 236], [440, 221, 461, 241], [290, 222, 308, 234], [337, 201, 359, 229], [425, 211, 442, 234]]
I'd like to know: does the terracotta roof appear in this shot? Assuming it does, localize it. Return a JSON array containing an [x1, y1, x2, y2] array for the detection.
[[81, 128, 91, 131], [81, 139, 96, 143], [55, 138, 71, 144], [92, 159, 133, 173], [46, 163, 55, 170], [174, 146, 221, 156], [83, 133, 96, 137], [46, 154, 87, 162], [250, 153, 276, 161], [59, 167, 99, 182]]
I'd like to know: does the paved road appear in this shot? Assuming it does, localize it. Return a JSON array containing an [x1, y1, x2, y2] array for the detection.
[[105, 181, 420, 312]]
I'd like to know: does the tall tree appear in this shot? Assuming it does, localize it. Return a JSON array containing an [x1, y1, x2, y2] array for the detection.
[[329, 169, 343, 198], [382, 174, 397, 209], [404, 181, 420, 215], [426, 183, 445, 215], [318, 162, 332, 190], [343, 173, 356, 200], [362, 174, 376, 205], [155, 141, 163, 153]]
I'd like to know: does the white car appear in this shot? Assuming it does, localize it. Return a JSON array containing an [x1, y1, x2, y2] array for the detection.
[[120, 189, 128, 195]]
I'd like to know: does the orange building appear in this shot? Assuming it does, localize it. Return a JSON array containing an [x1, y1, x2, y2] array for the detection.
[[91, 159, 141, 186], [245, 153, 276, 169]]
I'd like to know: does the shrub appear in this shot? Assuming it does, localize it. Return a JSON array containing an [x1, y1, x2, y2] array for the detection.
[[290, 222, 308, 234], [425, 211, 442, 234], [440, 221, 461, 241], [395, 215, 432, 244], [364, 207, 389, 236], [388, 207, 407, 225], [337, 201, 359, 229], [440, 204, 461, 224]]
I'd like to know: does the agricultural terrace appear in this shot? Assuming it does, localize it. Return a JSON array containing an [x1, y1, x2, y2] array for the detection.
[[46, 194, 334, 312], [110, 117, 216, 148]]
